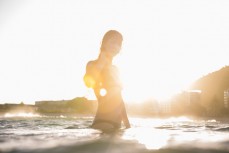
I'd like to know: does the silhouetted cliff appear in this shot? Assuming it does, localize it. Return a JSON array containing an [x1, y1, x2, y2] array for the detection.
[[190, 66, 229, 115]]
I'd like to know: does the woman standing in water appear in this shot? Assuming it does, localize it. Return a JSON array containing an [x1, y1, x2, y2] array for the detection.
[[84, 30, 130, 131]]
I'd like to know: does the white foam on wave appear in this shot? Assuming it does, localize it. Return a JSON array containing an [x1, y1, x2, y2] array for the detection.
[[3, 112, 41, 118]]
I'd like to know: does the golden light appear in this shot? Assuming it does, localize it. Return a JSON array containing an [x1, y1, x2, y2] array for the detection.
[[119, 69, 182, 104], [122, 117, 229, 151], [4, 112, 40, 118], [85, 88, 97, 100], [123, 127, 169, 150], [115, 44, 192, 104], [83, 75, 96, 89]]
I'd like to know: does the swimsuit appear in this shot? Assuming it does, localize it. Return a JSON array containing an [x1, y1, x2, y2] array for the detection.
[[92, 119, 121, 129]]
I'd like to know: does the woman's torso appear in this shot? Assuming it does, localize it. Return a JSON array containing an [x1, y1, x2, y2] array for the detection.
[[92, 61, 123, 125]]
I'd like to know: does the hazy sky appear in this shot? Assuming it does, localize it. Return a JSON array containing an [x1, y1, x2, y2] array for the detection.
[[0, 0, 228, 104]]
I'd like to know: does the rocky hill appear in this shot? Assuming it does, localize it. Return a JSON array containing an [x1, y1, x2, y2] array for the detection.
[[190, 66, 229, 109]]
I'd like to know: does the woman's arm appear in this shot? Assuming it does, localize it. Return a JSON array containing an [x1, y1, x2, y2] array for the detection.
[[83, 53, 109, 88], [121, 101, 131, 128], [83, 61, 98, 88]]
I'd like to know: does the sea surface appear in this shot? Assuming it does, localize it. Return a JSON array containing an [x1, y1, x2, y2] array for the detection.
[[0, 113, 229, 153]]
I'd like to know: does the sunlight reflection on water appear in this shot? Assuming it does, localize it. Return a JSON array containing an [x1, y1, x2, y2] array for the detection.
[[3, 112, 41, 118], [121, 117, 229, 150], [122, 127, 169, 150], [1, 116, 229, 153]]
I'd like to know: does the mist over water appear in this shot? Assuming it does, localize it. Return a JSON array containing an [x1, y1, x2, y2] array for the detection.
[[1, 114, 229, 153]]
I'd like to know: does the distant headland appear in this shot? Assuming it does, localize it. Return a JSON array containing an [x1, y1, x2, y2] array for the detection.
[[1, 66, 229, 118]]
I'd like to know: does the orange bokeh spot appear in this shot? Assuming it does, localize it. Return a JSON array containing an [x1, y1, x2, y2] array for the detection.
[[84, 75, 95, 88]]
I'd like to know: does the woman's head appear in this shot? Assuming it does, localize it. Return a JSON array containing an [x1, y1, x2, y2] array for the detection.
[[100, 30, 123, 57]]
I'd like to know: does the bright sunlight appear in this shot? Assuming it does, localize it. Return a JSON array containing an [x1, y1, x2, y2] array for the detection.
[[0, 0, 228, 104], [114, 42, 195, 104]]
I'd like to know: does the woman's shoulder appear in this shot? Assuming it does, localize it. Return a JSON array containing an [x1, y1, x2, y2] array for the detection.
[[86, 60, 98, 68], [87, 60, 96, 65]]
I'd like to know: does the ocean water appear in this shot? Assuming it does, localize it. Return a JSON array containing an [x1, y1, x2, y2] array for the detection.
[[0, 113, 229, 153]]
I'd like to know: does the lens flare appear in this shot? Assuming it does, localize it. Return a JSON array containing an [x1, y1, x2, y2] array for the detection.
[[100, 88, 107, 96]]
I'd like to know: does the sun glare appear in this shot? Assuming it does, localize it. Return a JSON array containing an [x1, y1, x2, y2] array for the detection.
[[118, 61, 185, 104], [115, 38, 195, 104], [4, 112, 40, 118], [123, 127, 169, 150], [121, 77, 186, 104], [85, 88, 97, 100]]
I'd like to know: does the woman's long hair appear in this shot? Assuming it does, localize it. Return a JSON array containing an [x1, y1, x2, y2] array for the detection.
[[100, 30, 123, 52]]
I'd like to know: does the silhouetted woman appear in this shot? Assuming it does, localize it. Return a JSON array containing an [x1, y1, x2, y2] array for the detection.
[[84, 30, 130, 131]]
